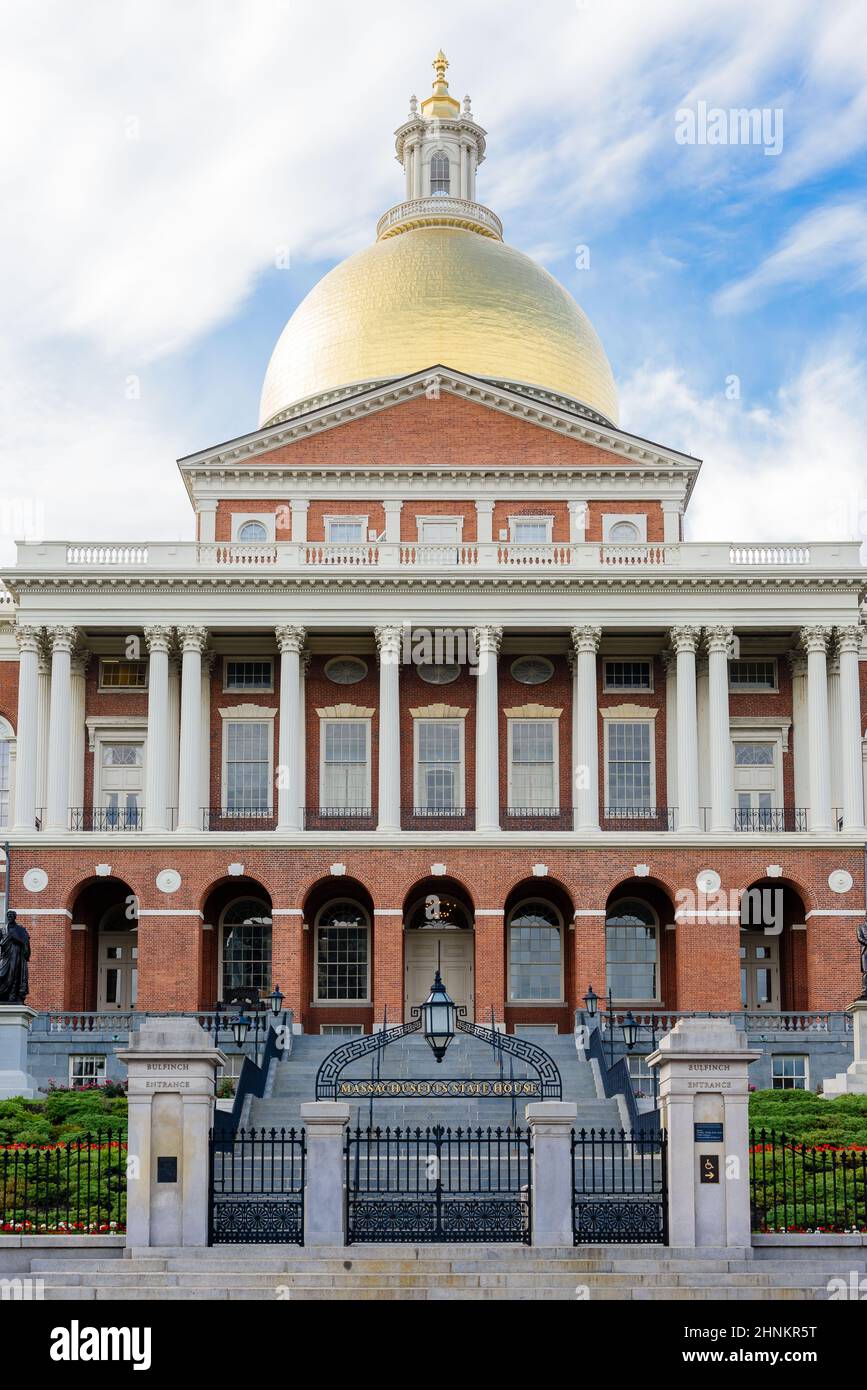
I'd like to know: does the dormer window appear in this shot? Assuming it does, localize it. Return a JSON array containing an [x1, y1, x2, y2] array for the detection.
[[430, 151, 450, 196]]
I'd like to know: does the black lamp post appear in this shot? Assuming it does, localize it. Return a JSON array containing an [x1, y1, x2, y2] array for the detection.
[[421, 969, 456, 1063], [583, 984, 598, 1018], [622, 1010, 640, 1050], [232, 1010, 251, 1049], [269, 984, 285, 1017]]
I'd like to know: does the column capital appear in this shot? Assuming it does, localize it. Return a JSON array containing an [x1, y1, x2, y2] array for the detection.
[[474, 498, 495, 514], [70, 647, 91, 678], [835, 623, 864, 656], [46, 625, 77, 655], [474, 624, 503, 656], [569, 625, 601, 655], [800, 624, 832, 655], [15, 625, 43, 655], [382, 499, 404, 513], [670, 625, 701, 654], [375, 624, 403, 663], [177, 625, 208, 655], [703, 625, 735, 657], [275, 624, 306, 654], [144, 625, 174, 655]]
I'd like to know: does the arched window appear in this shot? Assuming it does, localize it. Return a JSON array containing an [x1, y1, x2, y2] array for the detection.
[[220, 898, 272, 998], [605, 900, 658, 1001], [238, 520, 268, 542], [508, 900, 563, 1001], [315, 900, 369, 1001], [609, 521, 640, 543], [0, 715, 13, 827], [430, 151, 450, 196]]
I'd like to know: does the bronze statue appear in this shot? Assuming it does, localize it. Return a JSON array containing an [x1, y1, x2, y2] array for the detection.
[[0, 910, 30, 1004], [858, 920, 867, 1002]]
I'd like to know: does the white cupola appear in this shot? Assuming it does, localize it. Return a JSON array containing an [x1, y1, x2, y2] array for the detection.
[[393, 51, 487, 204]]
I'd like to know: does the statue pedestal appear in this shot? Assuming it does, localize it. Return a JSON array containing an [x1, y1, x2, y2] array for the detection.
[[822, 1000, 867, 1098], [0, 1005, 38, 1099]]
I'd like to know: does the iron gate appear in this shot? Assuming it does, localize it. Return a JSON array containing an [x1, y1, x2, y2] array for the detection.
[[572, 1127, 667, 1244], [208, 1127, 305, 1245], [346, 1125, 531, 1244]]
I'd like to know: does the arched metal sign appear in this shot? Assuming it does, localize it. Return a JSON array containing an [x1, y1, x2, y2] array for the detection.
[[314, 1015, 562, 1101]]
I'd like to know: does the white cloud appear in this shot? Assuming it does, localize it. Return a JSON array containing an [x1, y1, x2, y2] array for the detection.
[[620, 342, 867, 548], [714, 201, 867, 314]]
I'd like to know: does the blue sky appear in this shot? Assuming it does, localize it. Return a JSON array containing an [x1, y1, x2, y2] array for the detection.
[[1, 0, 866, 559]]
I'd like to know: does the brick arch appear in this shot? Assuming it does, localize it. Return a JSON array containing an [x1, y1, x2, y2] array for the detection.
[[301, 876, 376, 1035], [65, 872, 138, 917], [401, 875, 476, 921], [741, 876, 810, 1013], [65, 875, 138, 1013], [600, 870, 679, 908], [197, 872, 274, 917], [604, 877, 677, 1011], [294, 867, 377, 910], [200, 876, 273, 1013]]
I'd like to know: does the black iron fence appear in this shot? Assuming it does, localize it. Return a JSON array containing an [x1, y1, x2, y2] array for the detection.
[[208, 1127, 305, 1245], [346, 1124, 531, 1244], [750, 1130, 867, 1232], [202, 806, 276, 831], [602, 806, 677, 831], [302, 806, 375, 831], [0, 1133, 127, 1234], [572, 1127, 667, 1244]]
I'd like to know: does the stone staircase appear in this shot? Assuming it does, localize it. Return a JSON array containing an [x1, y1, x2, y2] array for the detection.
[[25, 1246, 858, 1300], [248, 1031, 624, 1133]]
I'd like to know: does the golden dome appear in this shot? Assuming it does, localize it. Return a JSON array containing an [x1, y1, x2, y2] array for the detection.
[[258, 224, 618, 428]]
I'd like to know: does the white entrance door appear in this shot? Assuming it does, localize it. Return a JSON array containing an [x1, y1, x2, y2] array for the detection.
[[740, 931, 780, 1010], [98, 932, 138, 1011], [405, 930, 474, 1021], [733, 740, 777, 829], [99, 741, 145, 828]]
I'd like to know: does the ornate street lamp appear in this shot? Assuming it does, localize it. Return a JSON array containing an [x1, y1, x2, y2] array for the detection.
[[583, 984, 598, 1018], [232, 1010, 251, 1049], [622, 1010, 640, 1050], [269, 984, 285, 1017], [421, 969, 456, 1063]]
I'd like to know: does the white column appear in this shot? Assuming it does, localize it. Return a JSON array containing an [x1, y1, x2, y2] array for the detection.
[[35, 649, 50, 818], [837, 624, 865, 832], [788, 650, 809, 820], [68, 647, 89, 814], [567, 499, 587, 544], [299, 649, 310, 824], [276, 625, 305, 831], [290, 500, 309, 544], [801, 625, 833, 832], [144, 626, 172, 831], [375, 625, 402, 832], [705, 627, 734, 833], [475, 499, 494, 544], [167, 656, 180, 827], [570, 626, 600, 832], [460, 142, 468, 198], [662, 647, 678, 817], [13, 627, 41, 830], [382, 500, 402, 543], [827, 653, 842, 820], [696, 654, 710, 817], [473, 625, 503, 832], [199, 651, 214, 820], [671, 626, 701, 832], [45, 626, 75, 830], [177, 627, 207, 831], [413, 140, 422, 198], [661, 500, 683, 543]]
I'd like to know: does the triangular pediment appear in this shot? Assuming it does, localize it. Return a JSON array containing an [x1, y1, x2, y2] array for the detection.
[[178, 367, 701, 490]]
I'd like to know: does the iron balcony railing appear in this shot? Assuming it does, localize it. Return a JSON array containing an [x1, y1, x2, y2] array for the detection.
[[731, 807, 808, 832], [602, 806, 677, 832], [68, 806, 145, 832], [501, 806, 573, 831], [202, 806, 276, 831], [401, 805, 474, 830], [303, 806, 375, 831]]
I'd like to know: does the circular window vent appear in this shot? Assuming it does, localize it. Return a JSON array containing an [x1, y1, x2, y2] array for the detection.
[[325, 656, 368, 685], [511, 656, 554, 685], [417, 664, 461, 685]]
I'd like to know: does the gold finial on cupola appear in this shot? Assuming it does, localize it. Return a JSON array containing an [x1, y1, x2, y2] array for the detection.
[[421, 49, 460, 118]]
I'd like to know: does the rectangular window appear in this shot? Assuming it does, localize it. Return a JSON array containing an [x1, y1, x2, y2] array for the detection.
[[316, 925, 369, 1000], [69, 1055, 107, 1088], [0, 739, 11, 828], [509, 720, 557, 811], [605, 921, 658, 999], [603, 659, 653, 692], [772, 1055, 808, 1091], [734, 741, 774, 766], [224, 659, 273, 692], [606, 721, 653, 809], [511, 519, 551, 544], [225, 721, 270, 810], [320, 1024, 364, 1037], [327, 518, 365, 543], [101, 743, 143, 767], [322, 720, 370, 810], [99, 658, 147, 689], [729, 659, 777, 691], [416, 720, 462, 810], [627, 1054, 654, 1099]]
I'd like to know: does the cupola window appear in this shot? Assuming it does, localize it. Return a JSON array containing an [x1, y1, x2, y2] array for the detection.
[[430, 151, 450, 196]]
